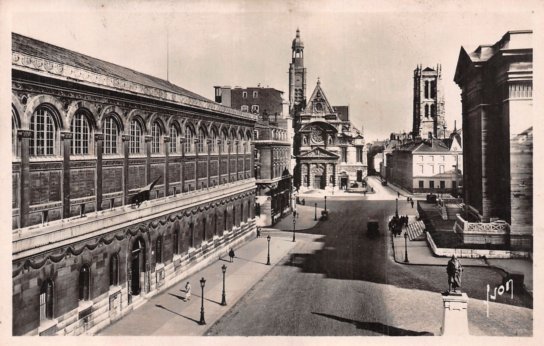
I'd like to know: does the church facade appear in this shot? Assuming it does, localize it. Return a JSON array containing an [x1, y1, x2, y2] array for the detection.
[[289, 30, 366, 191]]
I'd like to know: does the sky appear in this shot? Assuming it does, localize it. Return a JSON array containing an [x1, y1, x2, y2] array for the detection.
[[4, 0, 535, 141]]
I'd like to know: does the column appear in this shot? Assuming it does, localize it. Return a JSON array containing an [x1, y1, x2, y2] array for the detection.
[[144, 135, 152, 185], [250, 141, 255, 178], [194, 138, 199, 190], [164, 136, 170, 196], [333, 164, 336, 188], [323, 163, 327, 189], [61, 131, 72, 219], [17, 129, 32, 228], [95, 133, 104, 211], [122, 134, 130, 205], [206, 139, 212, 188], [242, 142, 246, 179], [481, 106, 490, 222], [235, 140, 239, 181], [180, 136, 186, 192], [226, 140, 231, 183], [217, 139, 222, 183]]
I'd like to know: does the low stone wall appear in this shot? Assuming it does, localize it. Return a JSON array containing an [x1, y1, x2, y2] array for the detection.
[[426, 232, 530, 259]]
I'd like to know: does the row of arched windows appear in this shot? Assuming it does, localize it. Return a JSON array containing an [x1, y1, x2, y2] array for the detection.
[[14, 105, 253, 158]]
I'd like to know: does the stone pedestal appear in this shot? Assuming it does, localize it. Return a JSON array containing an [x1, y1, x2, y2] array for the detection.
[[441, 292, 469, 336]]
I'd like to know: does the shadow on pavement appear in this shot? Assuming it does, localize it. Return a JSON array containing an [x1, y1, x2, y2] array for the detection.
[[155, 304, 200, 324], [311, 312, 434, 336]]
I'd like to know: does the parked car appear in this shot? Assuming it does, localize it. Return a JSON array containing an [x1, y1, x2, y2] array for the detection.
[[367, 219, 380, 238]]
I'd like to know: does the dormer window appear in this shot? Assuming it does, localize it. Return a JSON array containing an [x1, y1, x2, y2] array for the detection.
[[253, 91, 258, 98], [242, 91, 247, 98]]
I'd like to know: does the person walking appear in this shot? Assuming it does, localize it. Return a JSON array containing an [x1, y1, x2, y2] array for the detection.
[[256, 227, 261, 238], [184, 281, 191, 301], [229, 248, 235, 262], [411, 200, 414, 208]]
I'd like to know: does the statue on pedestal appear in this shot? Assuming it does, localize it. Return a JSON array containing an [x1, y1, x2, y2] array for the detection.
[[447, 254, 463, 293]]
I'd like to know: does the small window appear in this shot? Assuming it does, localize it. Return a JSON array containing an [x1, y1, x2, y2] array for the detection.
[[109, 255, 119, 286], [156, 236, 163, 263], [440, 180, 446, 189], [242, 91, 247, 98], [79, 265, 90, 301], [241, 105, 249, 112], [251, 105, 259, 113], [419, 181, 424, 188], [429, 181, 435, 189], [40, 279, 54, 321], [253, 91, 258, 98]]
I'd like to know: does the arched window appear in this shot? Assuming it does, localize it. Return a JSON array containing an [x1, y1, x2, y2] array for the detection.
[[12, 112, 18, 157], [30, 107, 57, 156], [39, 279, 54, 321], [170, 125, 178, 154], [210, 129, 218, 153], [151, 122, 162, 154], [103, 116, 119, 154], [241, 203, 244, 224], [425, 104, 429, 117], [71, 111, 91, 155], [222, 130, 228, 153], [203, 219, 207, 241], [129, 119, 143, 154], [197, 127, 206, 153], [156, 235, 163, 263], [233, 206, 236, 227], [109, 254, 119, 286], [173, 226, 179, 254], [189, 223, 195, 248], [79, 265, 90, 301], [430, 104, 436, 117], [185, 125, 194, 153], [214, 213, 218, 236], [224, 209, 228, 231]]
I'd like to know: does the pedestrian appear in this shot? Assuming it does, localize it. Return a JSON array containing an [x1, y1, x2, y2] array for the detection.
[[257, 227, 261, 238], [397, 191, 400, 198], [302, 198, 305, 206], [407, 196, 410, 202], [363, 190, 366, 196], [411, 200, 414, 208], [185, 281, 191, 301], [229, 248, 235, 262]]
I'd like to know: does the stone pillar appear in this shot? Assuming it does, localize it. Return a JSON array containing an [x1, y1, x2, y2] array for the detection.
[[235, 140, 239, 181], [480, 106, 490, 222], [206, 139, 212, 187], [194, 138, 199, 190], [95, 133, 104, 211], [122, 134, 130, 205], [180, 137, 186, 192], [144, 135, 152, 185], [60, 131, 72, 219], [164, 136, 170, 196], [441, 293, 469, 336], [217, 139, 222, 183], [17, 129, 32, 228], [250, 141, 255, 178], [227, 140, 231, 183]]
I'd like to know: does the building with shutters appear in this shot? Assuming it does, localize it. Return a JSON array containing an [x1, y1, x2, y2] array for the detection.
[[11, 33, 257, 335]]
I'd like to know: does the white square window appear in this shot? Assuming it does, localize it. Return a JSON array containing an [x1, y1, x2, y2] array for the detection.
[[253, 91, 258, 98], [251, 105, 259, 113]]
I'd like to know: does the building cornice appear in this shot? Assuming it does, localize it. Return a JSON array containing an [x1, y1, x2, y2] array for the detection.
[[12, 51, 257, 122]]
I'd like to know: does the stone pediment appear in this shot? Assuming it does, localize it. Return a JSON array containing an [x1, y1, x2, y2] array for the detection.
[[298, 147, 339, 160]]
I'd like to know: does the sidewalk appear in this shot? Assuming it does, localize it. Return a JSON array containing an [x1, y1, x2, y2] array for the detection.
[[273, 203, 323, 231], [99, 231, 297, 336]]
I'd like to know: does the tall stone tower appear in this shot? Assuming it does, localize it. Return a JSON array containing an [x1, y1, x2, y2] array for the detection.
[[413, 65, 446, 138], [289, 29, 307, 114]]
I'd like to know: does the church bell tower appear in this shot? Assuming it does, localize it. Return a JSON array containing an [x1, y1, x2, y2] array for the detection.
[[289, 29, 307, 114], [413, 64, 446, 138]]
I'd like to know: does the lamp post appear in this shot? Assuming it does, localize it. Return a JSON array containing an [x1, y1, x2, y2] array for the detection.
[[404, 232, 409, 263], [292, 217, 296, 242], [266, 235, 271, 265], [220, 265, 227, 306], [314, 203, 317, 221], [199, 277, 206, 325], [324, 196, 327, 212], [395, 198, 399, 218]]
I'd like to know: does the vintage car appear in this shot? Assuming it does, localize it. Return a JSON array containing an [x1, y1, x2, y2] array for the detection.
[[367, 219, 380, 238]]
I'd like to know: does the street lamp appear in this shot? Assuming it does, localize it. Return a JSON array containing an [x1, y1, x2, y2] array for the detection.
[[266, 235, 271, 265], [314, 203, 318, 221], [220, 264, 227, 306], [324, 196, 327, 212], [292, 216, 296, 242], [404, 232, 409, 263], [199, 277, 206, 325], [395, 198, 399, 218]]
